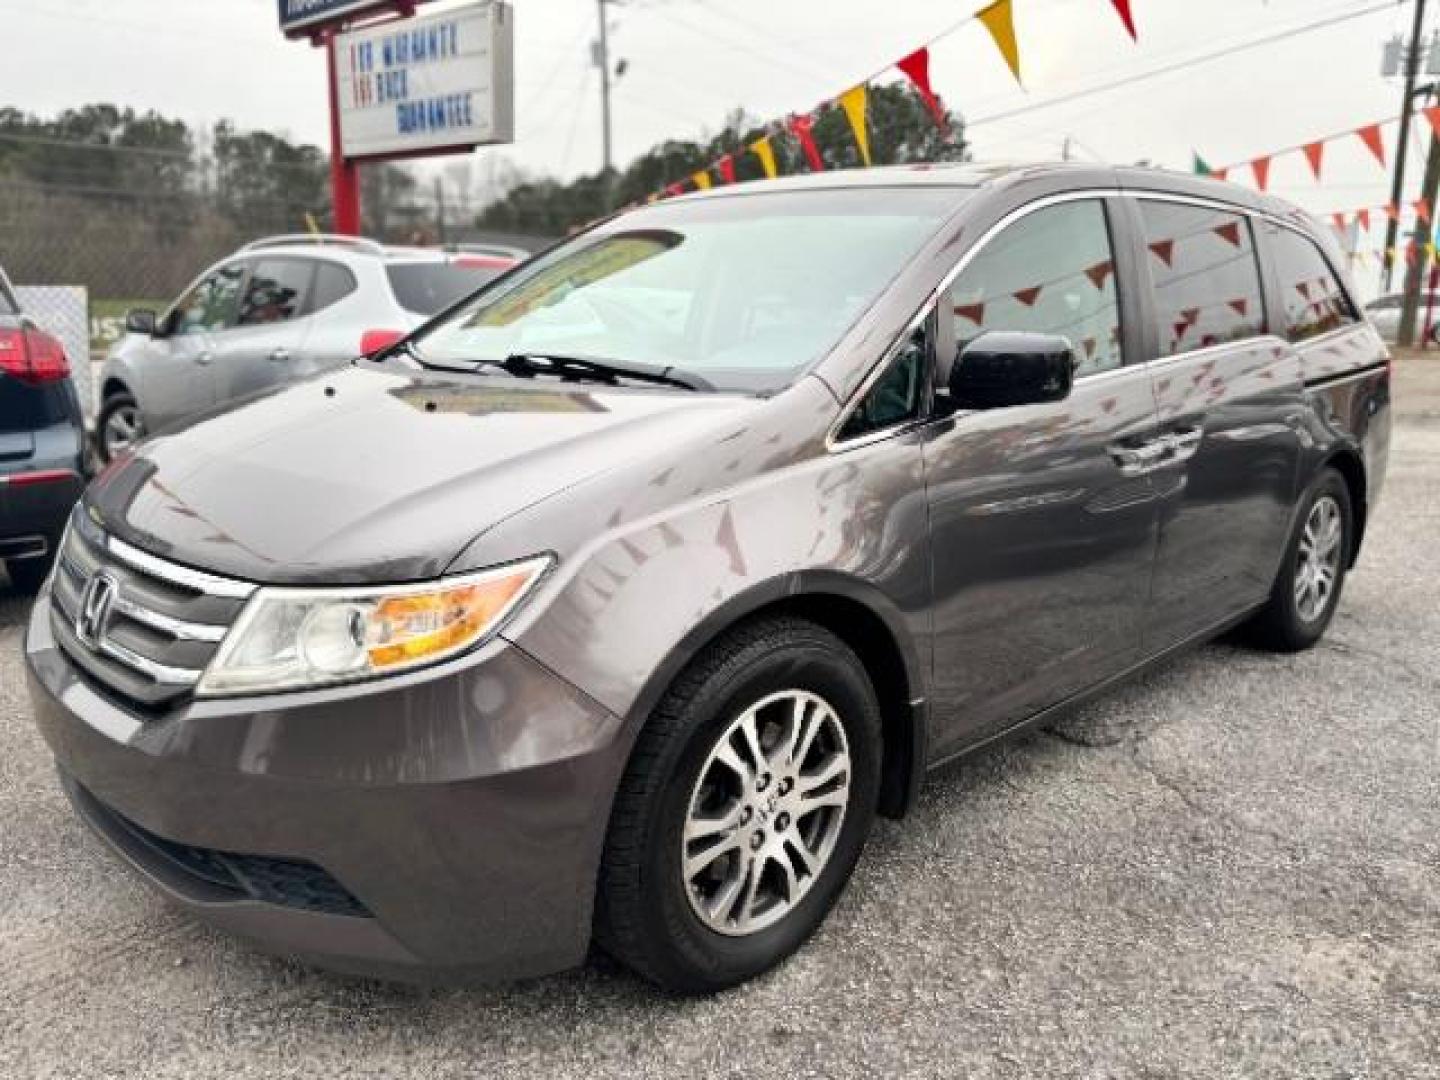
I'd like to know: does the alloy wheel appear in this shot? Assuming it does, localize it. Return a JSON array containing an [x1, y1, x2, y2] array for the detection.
[[103, 405, 142, 458], [1294, 494, 1343, 623], [682, 689, 851, 937]]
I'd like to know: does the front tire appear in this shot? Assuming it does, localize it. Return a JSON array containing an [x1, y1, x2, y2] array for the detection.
[[1243, 467, 1352, 652], [97, 392, 143, 464], [595, 616, 882, 993]]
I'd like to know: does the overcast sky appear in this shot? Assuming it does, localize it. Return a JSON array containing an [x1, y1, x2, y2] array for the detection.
[[2, 0, 1426, 269]]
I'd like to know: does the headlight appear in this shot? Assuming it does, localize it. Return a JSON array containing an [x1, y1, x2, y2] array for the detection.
[[196, 556, 552, 696]]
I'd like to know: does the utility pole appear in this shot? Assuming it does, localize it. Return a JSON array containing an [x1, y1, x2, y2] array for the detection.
[[1398, 99, 1440, 346], [596, 0, 613, 173], [1383, 0, 1429, 291], [434, 175, 446, 246]]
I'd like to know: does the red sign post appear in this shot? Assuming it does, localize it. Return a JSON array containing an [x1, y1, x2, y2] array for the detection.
[[324, 31, 363, 234]]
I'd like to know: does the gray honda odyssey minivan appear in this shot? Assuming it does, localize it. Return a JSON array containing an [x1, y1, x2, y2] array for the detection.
[[25, 163, 1390, 993]]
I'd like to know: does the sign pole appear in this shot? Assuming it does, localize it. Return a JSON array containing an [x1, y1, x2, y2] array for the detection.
[[325, 30, 362, 235]]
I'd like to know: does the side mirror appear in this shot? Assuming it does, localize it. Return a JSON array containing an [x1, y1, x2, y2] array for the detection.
[[949, 331, 1075, 410], [125, 309, 159, 336]]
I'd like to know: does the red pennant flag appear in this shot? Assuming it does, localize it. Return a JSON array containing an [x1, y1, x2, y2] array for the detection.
[[1331, 212, 1346, 233], [1406, 242, 1419, 266], [788, 114, 823, 172], [717, 154, 736, 185], [1385, 202, 1400, 221], [1084, 260, 1114, 289], [1251, 156, 1271, 191], [1212, 167, 1229, 182], [953, 301, 985, 325], [896, 47, 946, 130], [1357, 208, 1371, 231], [663, 182, 685, 198], [1012, 285, 1042, 307], [1148, 239, 1174, 266], [1302, 140, 1325, 181], [1227, 298, 1249, 318], [1357, 124, 1386, 167], [1107, 0, 1137, 39], [1214, 221, 1242, 247], [1416, 197, 1432, 223], [1424, 105, 1440, 138], [1173, 320, 1191, 342]]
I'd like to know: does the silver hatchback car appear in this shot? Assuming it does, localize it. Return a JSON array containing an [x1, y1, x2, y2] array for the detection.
[[96, 235, 517, 462]]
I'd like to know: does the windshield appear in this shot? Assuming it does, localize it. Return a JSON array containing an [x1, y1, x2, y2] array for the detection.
[[410, 187, 967, 393]]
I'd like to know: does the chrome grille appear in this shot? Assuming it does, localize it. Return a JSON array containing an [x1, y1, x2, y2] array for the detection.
[[49, 516, 254, 708]]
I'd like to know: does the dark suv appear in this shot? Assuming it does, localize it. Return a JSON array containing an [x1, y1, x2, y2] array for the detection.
[[0, 265, 85, 593], [25, 165, 1390, 993]]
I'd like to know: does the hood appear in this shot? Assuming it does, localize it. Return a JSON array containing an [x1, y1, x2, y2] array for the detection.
[[86, 365, 763, 584]]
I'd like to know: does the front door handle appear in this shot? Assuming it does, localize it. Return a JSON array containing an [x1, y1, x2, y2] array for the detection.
[[269, 348, 291, 364], [1108, 439, 1170, 475], [195, 351, 213, 366]]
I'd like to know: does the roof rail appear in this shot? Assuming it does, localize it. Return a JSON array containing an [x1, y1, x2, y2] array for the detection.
[[240, 234, 387, 256]]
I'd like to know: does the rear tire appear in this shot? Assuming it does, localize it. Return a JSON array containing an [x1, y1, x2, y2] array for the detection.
[[1243, 467, 1352, 652], [97, 392, 143, 464], [595, 616, 882, 994]]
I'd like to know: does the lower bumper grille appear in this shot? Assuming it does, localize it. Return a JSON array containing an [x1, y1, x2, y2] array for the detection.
[[70, 779, 371, 919]]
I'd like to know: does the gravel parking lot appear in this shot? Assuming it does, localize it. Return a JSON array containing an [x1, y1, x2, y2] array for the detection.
[[2, 359, 1437, 1079]]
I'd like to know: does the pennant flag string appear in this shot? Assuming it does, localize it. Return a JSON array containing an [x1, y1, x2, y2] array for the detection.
[[1199, 115, 1400, 188], [838, 85, 873, 167]]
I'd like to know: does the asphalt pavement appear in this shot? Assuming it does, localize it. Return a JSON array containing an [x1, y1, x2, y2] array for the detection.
[[1, 358, 1436, 1079]]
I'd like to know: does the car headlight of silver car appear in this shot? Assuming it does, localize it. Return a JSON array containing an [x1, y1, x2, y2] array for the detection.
[[196, 556, 553, 696]]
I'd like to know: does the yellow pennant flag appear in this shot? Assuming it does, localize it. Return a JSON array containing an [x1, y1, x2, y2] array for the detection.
[[977, 0, 1022, 84], [838, 85, 872, 166], [750, 135, 778, 179], [691, 169, 713, 191]]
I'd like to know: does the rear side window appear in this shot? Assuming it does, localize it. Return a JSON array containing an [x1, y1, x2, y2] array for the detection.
[[386, 263, 493, 316], [1138, 201, 1265, 357], [949, 199, 1123, 377], [1265, 224, 1357, 343], [238, 259, 313, 326], [311, 262, 359, 313]]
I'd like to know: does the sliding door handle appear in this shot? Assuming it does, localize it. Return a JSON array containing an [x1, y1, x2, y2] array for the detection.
[[1108, 440, 1170, 475]]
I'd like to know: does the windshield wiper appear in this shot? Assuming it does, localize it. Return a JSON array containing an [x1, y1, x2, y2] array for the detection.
[[495, 353, 713, 391]]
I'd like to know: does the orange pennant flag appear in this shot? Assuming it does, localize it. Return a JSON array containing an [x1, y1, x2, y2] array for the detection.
[[1212, 167, 1229, 182], [1356, 208, 1371, 232], [1331, 212, 1346, 233], [1251, 156, 1271, 191], [1357, 124, 1387, 167], [837, 85, 872, 166], [1424, 105, 1440, 138], [1417, 197, 1433, 223], [976, 0, 1022, 84], [750, 136, 778, 180], [1385, 202, 1400, 221], [1301, 140, 1325, 181], [691, 169, 713, 191]]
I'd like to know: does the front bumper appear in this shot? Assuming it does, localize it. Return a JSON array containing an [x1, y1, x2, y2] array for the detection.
[[25, 592, 628, 982]]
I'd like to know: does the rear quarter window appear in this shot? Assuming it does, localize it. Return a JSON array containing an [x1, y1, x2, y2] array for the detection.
[[386, 263, 499, 316], [310, 261, 359, 314], [1265, 224, 1357, 343]]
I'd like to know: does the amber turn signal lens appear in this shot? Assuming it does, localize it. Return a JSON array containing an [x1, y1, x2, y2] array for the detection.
[[367, 574, 531, 669]]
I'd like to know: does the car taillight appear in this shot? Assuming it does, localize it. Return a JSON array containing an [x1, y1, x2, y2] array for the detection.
[[360, 329, 406, 357], [0, 327, 70, 384]]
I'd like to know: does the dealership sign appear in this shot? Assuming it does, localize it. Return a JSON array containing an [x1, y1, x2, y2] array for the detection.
[[335, 1, 513, 159], [278, 0, 420, 39]]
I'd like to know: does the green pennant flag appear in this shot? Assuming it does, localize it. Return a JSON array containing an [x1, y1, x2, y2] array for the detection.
[[1193, 152, 1212, 176]]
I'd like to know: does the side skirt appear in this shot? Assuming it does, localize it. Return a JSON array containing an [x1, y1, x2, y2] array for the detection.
[[921, 604, 1265, 777]]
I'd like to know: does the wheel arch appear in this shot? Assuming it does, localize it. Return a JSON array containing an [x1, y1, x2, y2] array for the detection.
[[622, 571, 928, 821], [1321, 446, 1367, 567]]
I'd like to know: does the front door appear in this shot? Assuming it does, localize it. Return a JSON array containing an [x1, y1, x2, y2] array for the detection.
[[210, 257, 317, 406], [144, 261, 247, 429], [921, 197, 1162, 757], [1129, 198, 1305, 648]]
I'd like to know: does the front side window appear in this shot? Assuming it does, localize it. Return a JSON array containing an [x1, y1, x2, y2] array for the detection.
[[411, 188, 967, 394], [949, 200, 1123, 377], [837, 325, 929, 441], [170, 263, 246, 336], [1266, 224, 1357, 343], [238, 259, 313, 327], [1139, 201, 1265, 357]]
